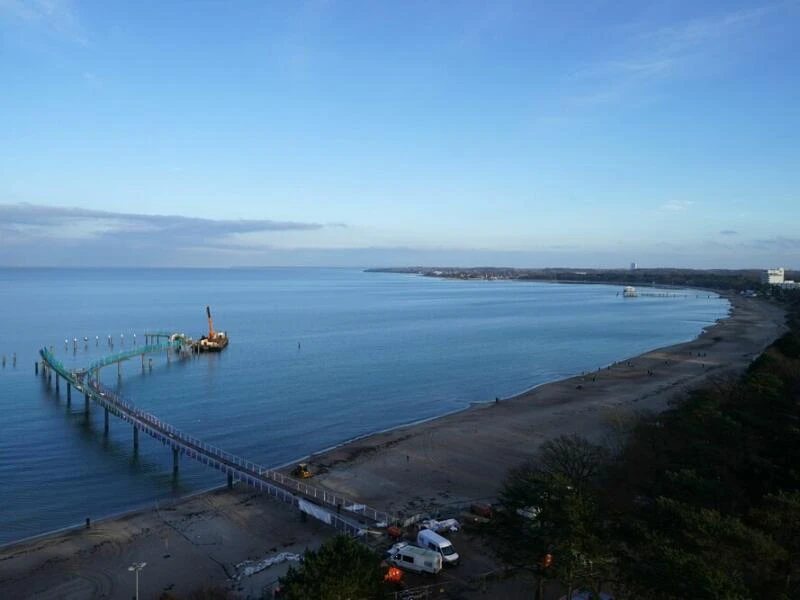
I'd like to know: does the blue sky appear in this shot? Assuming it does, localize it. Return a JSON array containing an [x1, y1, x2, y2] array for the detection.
[[0, 0, 798, 268]]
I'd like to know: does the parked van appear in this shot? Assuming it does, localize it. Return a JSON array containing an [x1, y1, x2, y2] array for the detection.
[[387, 543, 442, 575], [416, 529, 459, 566]]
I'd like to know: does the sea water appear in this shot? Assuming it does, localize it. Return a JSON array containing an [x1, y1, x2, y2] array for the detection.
[[0, 268, 728, 544]]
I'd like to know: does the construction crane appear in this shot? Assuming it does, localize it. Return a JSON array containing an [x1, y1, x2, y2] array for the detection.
[[196, 306, 229, 352], [206, 305, 215, 340]]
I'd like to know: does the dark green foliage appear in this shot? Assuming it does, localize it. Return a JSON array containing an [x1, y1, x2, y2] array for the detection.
[[752, 491, 800, 598], [279, 535, 386, 600], [619, 498, 785, 599], [773, 331, 800, 359]]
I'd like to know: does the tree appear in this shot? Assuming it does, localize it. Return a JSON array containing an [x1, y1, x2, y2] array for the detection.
[[536, 434, 608, 491], [617, 498, 786, 600], [752, 491, 800, 598], [279, 535, 386, 600], [484, 435, 612, 598]]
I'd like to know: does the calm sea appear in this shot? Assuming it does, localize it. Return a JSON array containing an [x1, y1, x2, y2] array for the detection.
[[0, 268, 728, 544]]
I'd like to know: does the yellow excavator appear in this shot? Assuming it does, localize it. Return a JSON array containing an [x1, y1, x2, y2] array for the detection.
[[293, 463, 312, 478]]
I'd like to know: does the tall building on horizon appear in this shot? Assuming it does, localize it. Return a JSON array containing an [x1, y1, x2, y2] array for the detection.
[[761, 268, 785, 285]]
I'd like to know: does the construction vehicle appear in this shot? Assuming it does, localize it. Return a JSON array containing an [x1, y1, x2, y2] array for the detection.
[[293, 463, 312, 478], [196, 306, 229, 352]]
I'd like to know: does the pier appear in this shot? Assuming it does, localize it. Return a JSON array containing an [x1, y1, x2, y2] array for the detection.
[[82, 338, 183, 382], [38, 344, 390, 536]]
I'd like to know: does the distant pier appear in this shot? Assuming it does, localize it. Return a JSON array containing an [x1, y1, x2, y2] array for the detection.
[[619, 286, 700, 299]]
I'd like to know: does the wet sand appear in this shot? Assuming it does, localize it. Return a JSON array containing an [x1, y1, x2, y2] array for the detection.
[[0, 295, 786, 599]]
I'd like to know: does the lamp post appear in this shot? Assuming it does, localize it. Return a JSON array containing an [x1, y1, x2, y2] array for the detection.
[[128, 561, 146, 600]]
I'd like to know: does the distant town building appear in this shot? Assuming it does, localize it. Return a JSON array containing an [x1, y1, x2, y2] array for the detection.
[[630, 262, 638, 271], [761, 268, 785, 285]]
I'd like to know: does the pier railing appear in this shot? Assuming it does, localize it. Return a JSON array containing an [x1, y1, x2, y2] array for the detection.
[[39, 347, 392, 529], [86, 341, 181, 373]]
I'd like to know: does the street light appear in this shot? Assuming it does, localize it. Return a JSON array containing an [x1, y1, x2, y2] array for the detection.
[[128, 561, 146, 600]]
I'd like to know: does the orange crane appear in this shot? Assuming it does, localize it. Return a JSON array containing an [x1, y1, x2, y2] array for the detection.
[[196, 306, 228, 351], [206, 305, 215, 340]]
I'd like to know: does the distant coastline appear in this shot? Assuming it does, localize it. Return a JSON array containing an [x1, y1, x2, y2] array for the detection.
[[365, 265, 796, 293]]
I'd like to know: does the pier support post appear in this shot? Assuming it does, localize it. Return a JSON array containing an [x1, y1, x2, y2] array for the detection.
[[55, 373, 59, 392], [117, 362, 122, 379], [173, 448, 179, 477], [104, 408, 109, 434], [35, 361, 38, 375], [227, 473, 233, 489], [133, 425, 139, 452], [67, 382, 71, 402], [84, 393, 89, 413]]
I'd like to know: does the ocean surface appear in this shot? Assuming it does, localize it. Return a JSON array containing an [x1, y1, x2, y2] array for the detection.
[[0, 268, 729, 545]]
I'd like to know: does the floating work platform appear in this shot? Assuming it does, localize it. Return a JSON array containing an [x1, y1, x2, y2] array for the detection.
[[194, 305, 229, 352], [194, 331, 229, 352]]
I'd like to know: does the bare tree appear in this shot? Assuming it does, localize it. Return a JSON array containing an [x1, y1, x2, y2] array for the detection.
[[536, 434, 608, 490]]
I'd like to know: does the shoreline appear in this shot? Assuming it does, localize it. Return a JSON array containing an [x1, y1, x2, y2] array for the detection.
[[4, 287, 727, 548], [0, 279, 724, 548], [303, 294, 785, 516], [0, 295, 787, 599]]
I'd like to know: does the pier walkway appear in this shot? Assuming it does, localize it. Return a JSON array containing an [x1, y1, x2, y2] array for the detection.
[[83, 340, 182, 377], [39, 347, 391, 536]]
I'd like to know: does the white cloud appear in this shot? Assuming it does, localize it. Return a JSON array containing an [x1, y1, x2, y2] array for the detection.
[[0, 0, 88, 46], [659, 200, 693, 212], [638, 3, 787, 54], [567, 3, 792, 106]]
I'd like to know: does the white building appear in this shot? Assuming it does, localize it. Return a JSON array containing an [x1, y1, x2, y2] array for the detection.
[[630, 262, 638, 271], [761, 268, 785, 285]]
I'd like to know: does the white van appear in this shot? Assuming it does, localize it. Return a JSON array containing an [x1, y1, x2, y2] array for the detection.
[[416, 529, 459, 566], [387, 542, 442, 574]]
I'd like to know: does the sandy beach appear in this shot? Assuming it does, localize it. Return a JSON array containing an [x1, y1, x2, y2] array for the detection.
[[307, 295, 786, 518], [0, 295, 787, 599]]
